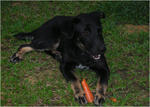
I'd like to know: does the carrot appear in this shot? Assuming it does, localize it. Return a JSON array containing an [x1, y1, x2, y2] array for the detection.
[[110, 97, 117, 102], [81, 79, 94, 103]]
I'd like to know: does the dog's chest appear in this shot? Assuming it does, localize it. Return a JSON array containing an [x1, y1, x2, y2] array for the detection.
[[75, 64, 89, 69]]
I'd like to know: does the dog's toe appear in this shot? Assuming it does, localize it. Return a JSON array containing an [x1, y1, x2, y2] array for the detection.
[[75, 94, 87, 105], [10, 54, 21, 63], [94, 95, 105, 106]]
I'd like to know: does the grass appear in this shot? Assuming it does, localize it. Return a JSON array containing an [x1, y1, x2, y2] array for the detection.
[[98, 1, 149, 25], [1, 1, 149, 106]]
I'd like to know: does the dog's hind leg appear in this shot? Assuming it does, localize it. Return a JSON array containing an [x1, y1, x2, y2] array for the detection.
[[10, 44, 34, 63], [10, 40, 61, 63], [45, 50, 62, 62]]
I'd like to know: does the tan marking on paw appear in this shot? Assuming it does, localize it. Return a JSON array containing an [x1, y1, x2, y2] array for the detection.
[[16, 47, 33, 59]]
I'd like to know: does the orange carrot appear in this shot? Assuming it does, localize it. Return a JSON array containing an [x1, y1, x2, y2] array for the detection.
[[81, 79, 94, 103], [110, 97, 117, 102]]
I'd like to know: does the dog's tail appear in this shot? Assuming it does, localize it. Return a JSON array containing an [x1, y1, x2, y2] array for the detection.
[[14, 32, 35, 40]]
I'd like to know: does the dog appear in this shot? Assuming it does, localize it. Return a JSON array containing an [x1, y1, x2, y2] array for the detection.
[[10, 11, 110, 105]]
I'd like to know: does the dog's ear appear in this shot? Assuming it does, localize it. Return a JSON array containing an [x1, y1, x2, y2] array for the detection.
[[90, 11, 105, 19]]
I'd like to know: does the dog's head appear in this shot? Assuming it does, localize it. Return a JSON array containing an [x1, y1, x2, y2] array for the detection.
[[73, 11, 106, 60], [62, 11, 106, 60]]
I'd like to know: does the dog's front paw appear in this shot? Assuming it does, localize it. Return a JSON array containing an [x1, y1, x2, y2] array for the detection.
[[94, 93, 105, 106], [10, 53, 22, 63], [75, 93, 87, 105]]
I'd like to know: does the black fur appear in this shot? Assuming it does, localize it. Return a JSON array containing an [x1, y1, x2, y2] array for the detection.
[[10, 11, 110, 105]]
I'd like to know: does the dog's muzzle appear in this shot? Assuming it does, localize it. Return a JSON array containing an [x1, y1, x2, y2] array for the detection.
[[77, 42, 101, 60]]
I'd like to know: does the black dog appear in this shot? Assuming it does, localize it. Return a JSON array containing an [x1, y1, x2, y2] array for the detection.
[[10, 11, 110, 105]]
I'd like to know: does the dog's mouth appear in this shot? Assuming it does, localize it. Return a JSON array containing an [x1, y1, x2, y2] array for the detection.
[[77, 41, 101, 60], [92, 54, 101, 60]]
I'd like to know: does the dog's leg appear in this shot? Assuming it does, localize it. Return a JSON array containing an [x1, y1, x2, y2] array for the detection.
[[10, 44, 34, 63], [60, 63, 87, 104], [71, 78, 87, 104], [94, 74, 108, 106], [45, 50, 62, 62], [90, 56, 110, 105]]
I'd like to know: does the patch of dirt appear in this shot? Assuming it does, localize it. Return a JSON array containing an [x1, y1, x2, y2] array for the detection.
[[123, 24, 149, 34], [24, 68, 55, 85], [24, 76, 37, 85], [34, 99, 43, 106], [12, 2, 21, 6], [116, 69, 129, 79], [34, 94, 61, 106], [5, 98, 12, 106], [24, 56, 62, 85], [50, 93, 61, 102], [1, 92, 5, 101]]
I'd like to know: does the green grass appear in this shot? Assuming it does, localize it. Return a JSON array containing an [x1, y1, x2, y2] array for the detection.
[[98, 1, 149, 25], [1, 1, 149, 106]]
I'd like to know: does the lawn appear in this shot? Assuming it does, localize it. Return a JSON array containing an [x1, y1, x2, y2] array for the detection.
[[1, 1, 149, 106]]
